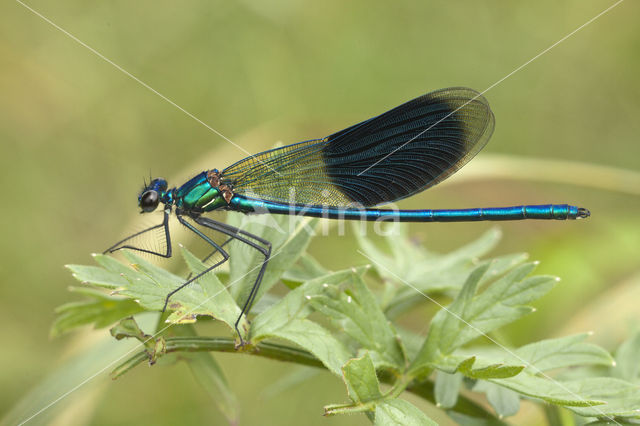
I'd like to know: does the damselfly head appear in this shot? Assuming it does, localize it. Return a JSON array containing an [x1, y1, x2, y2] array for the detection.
[[138, 177, 168, 213]]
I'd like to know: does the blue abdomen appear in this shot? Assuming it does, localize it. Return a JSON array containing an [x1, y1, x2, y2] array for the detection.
[[228, 195, 584, 221]]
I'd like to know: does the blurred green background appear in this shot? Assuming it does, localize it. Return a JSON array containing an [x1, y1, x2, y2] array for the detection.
[[1, 0, 639, 424]]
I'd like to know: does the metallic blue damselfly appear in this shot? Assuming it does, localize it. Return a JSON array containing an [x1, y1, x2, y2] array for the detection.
[[106, 87, 589, 343]]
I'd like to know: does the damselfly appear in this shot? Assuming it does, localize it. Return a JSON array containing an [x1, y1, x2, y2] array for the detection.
[[106, 87, 589, 342]]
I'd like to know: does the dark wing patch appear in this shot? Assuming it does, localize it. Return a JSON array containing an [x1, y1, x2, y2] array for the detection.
[[222, 87, 494, 207]]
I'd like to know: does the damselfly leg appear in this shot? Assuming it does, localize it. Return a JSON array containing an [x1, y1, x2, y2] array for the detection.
[[104, 209, 271, 345], [160, 215, 230, 313], [194, 216, 272, 343], [104, 208, 172, 258]]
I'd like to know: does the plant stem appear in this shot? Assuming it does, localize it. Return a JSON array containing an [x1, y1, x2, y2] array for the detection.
[[113, 336, 502, 421]]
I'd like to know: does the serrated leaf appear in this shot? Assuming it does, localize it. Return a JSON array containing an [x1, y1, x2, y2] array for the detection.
[[456, 357, 524, 380], [174, 246, 246, 332], [374, 399, 437, 426], [250, 269, 356, 375], [51, 287, 145, 337], [511, 333, 614, 372], [358, 226, 501, 297], [309, 272, 405, 370], [562, 378, 640, 418], [250, 268, 357, 336], [461, 264, 556, 339], [227, 213, 317, 308], [489, 374, 640, 417], [259, 319, 349, 376], [430, 354, 523, 380], [65, 263, 129, 289], [385, 252, 528, 320], [408, 263, 490, 375], [69, 250, 246, 336], [409, 261, 556, 376]]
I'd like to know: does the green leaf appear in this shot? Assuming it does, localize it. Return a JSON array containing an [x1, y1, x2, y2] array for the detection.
[[491, 374, 604, 406], [176, 246, 247, 332], [66, 259, 129, 289], [438, 335, 612, 383], [68, 250, 245, 336], [250, 269, 355, 375], [386, 252, 529, 320], [327, 354, 437, 424], [474, 381, 520, 418], [110, 316, 147, 340], [460, 263, 555, 341], [456, 357, 524, 380], [281, 253, 329, 285], [51, 287, 145, 337], [374, 399, 437, 426], [560, 378, 640, 418], [342, 353, 383, 403], [486, 385, 520, 419], [435, 370, 463, 408], [489, 374, 640, 417], [408, 263, 489, 375], [325, 353, 407, 419], [613, 330, 640, 382], [584, 421, 640, 426], [309, 272, 405, 370], [357, 227, 504, 309], [430, 354, 524, 379], [409, 261, 557, 376], [72, 252, 179, 310], [59, 217, 640, 423], [227, 213, 317, 308], [511, 333, 614, 372]]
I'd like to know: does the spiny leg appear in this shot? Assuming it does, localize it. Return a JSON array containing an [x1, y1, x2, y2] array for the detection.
[[202, 236, 234, 263], [185, 235, 234, 281], [162, 215, 230, 312], [186, 228, 261, 281], [194, 217, 272, 343], [197, 216, 272, 247], [186, 218, 256, 275], [104, 208, 172, 258], [202, 219, 272, 312]]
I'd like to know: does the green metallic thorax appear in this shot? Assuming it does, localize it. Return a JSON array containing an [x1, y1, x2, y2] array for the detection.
[[173, 171, 228, 212]]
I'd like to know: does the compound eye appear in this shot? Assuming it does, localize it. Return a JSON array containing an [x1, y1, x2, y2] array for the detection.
[[140, 190, 159, 212]]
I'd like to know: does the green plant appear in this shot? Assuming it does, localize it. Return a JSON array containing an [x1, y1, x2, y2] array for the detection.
[[54, 214, 640, 424]]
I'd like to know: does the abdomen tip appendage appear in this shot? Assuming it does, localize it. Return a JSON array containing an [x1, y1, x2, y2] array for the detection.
[[577, 207, 591, 219]]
